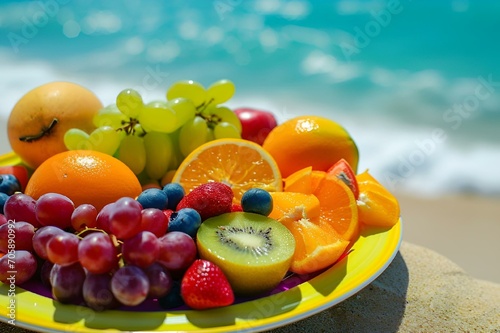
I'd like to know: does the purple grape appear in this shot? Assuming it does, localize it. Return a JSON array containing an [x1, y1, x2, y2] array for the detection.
[[140, 208, 169, 237], [46, 232, 80, 266], [36, 193, 75, 229], [4, 193, 40, 228], [40, 260, 54, 287], [32, 226, 66, 260], [109, 197, 142, 240], [111, 265, 149, 306], [96, 203, 114, 233], [0, 221, 35, 253], [122, 231, 159, 268], [0, 250, 37, 285], [50, 262, 86, 304], [144, 262, 173, 299], [78, 232, 118, 274], [71, 204, 98, 231], [83, 273, 119, 311], [0, 214, 7, 226], [157, 231, 197, 271]]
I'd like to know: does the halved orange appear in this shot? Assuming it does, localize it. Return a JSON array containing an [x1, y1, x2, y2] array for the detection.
[[172, 138, 282, 202], [356, 170, 400, 227]]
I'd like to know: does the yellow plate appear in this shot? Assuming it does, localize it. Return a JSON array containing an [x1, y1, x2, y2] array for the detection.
[[0, 153, 402, 333]]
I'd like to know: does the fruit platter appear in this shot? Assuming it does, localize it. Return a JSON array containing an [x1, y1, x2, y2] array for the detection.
[[0, 80, 402, 332]]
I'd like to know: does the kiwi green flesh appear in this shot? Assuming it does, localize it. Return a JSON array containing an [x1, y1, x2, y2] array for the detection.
[[197, 212, 296, 267]]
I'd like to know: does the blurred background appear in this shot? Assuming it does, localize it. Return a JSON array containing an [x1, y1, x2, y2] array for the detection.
[[0, 0, 499, 281]]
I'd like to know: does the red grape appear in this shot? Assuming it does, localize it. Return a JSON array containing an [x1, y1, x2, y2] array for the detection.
[[78, 232, 118, 274], [0, 250, 37, 285], [140, 208, 169, 237], [4, 193, 40, 227], [122, 231, 159, 268], [32, 226, 66, 260], [36, 193, 75, 229], [109, 197, 142, 240], [71, 204, 98, 231], [83, 273, 119, 311], [50, 262, 86, 304], [157, 231, 197, 271], [111, 265, 149, 306], [0, 221, 35, 253], [46, 232, 80, 266]]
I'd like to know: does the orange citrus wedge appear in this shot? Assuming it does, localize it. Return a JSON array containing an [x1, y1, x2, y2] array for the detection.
[[284, 167, 359, 241], [269, 191, 350, 274], [172, 138, 282, 202], [356, 170, 400, 228]]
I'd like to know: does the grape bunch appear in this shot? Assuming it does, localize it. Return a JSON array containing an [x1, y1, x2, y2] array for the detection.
[[63, 79, 241, 181], [0, 186, 200, 310]]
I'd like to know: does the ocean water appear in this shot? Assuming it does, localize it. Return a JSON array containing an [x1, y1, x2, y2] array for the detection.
[[1, 0, 499, 197]]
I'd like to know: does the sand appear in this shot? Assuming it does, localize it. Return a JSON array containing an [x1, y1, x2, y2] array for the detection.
[[395, 191, 500, 284]]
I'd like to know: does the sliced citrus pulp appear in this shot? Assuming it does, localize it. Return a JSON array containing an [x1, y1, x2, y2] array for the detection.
[[172, 138, 282, 202], [284, 167, 359, 241], [356, 170, 400, 227], [269, 191, 350, 274]]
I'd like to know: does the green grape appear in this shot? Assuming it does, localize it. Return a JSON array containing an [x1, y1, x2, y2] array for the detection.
[[206, 127, 216, 142], [139, 102, 177, 133], [179, 116, 208, 157], [168, 129, 184, 171], [64, 128, 92, 150], [210, 106, 242, 132], [167, 98, 196, 129], [88, 126, 122, 156], [206, 79, 235, 105], [166, 80, 207, 107], [117, 135, 146, 175], [213, 122, 241, 139], [143, 131, 173, 180], [116, 89, 143, 118], [93, 104, 127, 129]]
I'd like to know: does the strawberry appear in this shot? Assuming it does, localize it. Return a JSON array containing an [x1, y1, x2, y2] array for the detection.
[[181, 259, 234, 310], [231, 203, 243, 212], [176, 182, 233, 220]]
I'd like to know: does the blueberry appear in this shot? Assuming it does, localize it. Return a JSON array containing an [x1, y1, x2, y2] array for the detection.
[[137, 188, 168, 210], [168, 208, 201, 238], [162, 183, 185, 210], [241, 188, 273, 216], [158, 281, 184, 309], [0, 174, 21, 196], [0, 192, 9, 214]]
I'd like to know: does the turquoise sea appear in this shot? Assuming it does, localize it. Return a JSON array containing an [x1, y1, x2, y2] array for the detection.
[[1, 0, 499, 196]]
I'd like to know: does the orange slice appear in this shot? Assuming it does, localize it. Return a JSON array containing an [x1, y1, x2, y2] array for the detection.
[[284, 168, 358, 241], [356, 170, 400, 227], [269, 191, 349, 274], [314, 174, 358, 241], [172, 138, 282, 202]]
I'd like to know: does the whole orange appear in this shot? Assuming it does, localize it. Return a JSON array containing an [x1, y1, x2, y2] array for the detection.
[[262, 115, 359, 178], [7, 81, 102, 169], [24, 150, 142, 212]]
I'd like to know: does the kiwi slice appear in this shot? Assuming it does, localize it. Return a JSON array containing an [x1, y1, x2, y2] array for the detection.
[[196, 212, 296, 296]]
